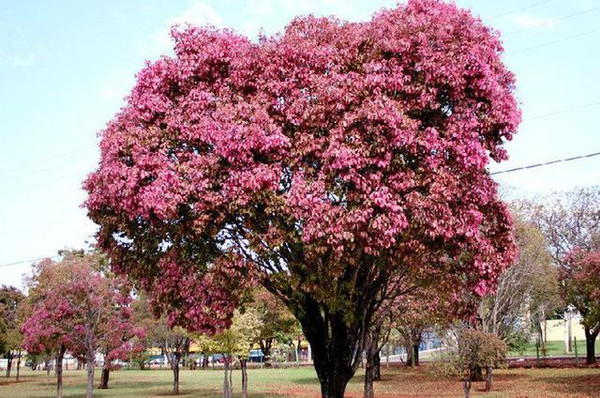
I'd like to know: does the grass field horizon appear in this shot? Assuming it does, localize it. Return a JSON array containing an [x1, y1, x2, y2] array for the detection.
[[1, 365, 599, 397]]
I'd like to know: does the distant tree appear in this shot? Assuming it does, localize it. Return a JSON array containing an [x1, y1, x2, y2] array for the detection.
[[132, 292, 189, 395], [560, 249, 600, 364], [520, 187, 600, 353], [252, 289, 298, 367], [22, 252, 143, 398], [0, 285, 26, 379], [434, 329, 507, 398], [478, 216, 559, 350]]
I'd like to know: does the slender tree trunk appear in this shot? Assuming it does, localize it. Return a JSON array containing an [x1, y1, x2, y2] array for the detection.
[[86, 328, 95, 398], [5, 352, 13, 378], [223, 355, 232, 398], [584, 327, 598, 365], [99, 367, 110, 389], [16, 352, 22, 382], [364, 325, 382, 398], [241, 358, 248, 398], [202, 354, 209, 369], [56, 345, 66, 398], [485, 367, 493, 392], [462, 379, 471, 398], [171, 352, 180, 395]]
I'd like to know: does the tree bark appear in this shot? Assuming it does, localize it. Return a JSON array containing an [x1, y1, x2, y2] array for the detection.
[[5, 352, 13, 378], [241, 358, 248, 398], [171, 352, 180, 395], [462, 379, 471, 398], [373, 354, 381, 381], [412, 344, 419, 367], [56, 344, 66, 398], [485, 367, 493, 392], [223, 355, 232, 398], [405, 343, 414, 367], [16, 352, 22, 382], [99, 366, 110, 389], [86, 328, 95, 398], [584, 327, 598, 365], [364, 325, 382, 398], [293, 295, 370, 398], [259, 338, 273, 367]]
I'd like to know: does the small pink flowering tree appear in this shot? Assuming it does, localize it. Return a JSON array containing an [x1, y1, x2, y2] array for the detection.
[[84, 1, 520, 397], [22, 252, 144, 398], [560, 249, 600, 364]]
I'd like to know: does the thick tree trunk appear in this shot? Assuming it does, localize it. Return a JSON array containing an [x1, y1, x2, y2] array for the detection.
[[405, 344, 413, 367], [412, 344, 419, 367], [295, 297, 370, 398], [584, 327, 598, 365], [373, 354, 381, 381], [99, 367, 110, 389], [485, 367, 493, 392], [223, 355, 232, 398], [56, 345, 66, 398], [171, 353, 180, 395], [241, 358, 248, 398]]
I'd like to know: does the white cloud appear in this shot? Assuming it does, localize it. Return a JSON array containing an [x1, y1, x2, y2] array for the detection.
[[152, 0, 224, 56]]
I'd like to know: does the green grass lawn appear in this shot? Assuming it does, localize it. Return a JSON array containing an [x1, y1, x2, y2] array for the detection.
[[1, 365, 599, 397], [509, 340, 600, 358]]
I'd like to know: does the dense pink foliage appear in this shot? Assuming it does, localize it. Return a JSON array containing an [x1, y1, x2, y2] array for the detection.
[[21, 255, 144, 363], [85, 0, 519, 332]]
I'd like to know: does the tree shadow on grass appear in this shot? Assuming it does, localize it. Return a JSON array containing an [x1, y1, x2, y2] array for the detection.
[[539, 374, 600, 395]]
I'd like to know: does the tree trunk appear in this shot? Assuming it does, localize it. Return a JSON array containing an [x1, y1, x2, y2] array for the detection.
[[412, 344, 419, 367], [295, 297, 369, 398], [259, 338, 273, 367], [56, 345, 66, 398], [86, 328, 95, 398], [364, 325, 382, 398], [405, 343, 414, 367], [223, 355, 232, 398], [99, 366, 110, 389], [241, 358, 248, 398], [470, 366, 483, 382], [584, 327, 598, 365], [462, 379, 471, 398], [485, 367, 493, 392], [16, 352, 22, 382], [171, 352, 180, 395], [202, 354, 209, 369], [373, 354, 381, 381], [5, 352, 13, 378]]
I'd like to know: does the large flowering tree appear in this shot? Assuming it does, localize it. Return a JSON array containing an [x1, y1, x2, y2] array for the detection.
[[84, 1, 519, 396]]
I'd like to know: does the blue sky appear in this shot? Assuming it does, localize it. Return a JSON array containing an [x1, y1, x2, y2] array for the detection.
[[1, 0, 599, 288]]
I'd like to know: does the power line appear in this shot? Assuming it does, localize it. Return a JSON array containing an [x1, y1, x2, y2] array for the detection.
[[491, 151, 600, 175], [524, 101, 600, 121], [505, 5, 600, 36], [0, 255, 61, 268], [509, 28, 600, 55], [491, 0, 555, 20]]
